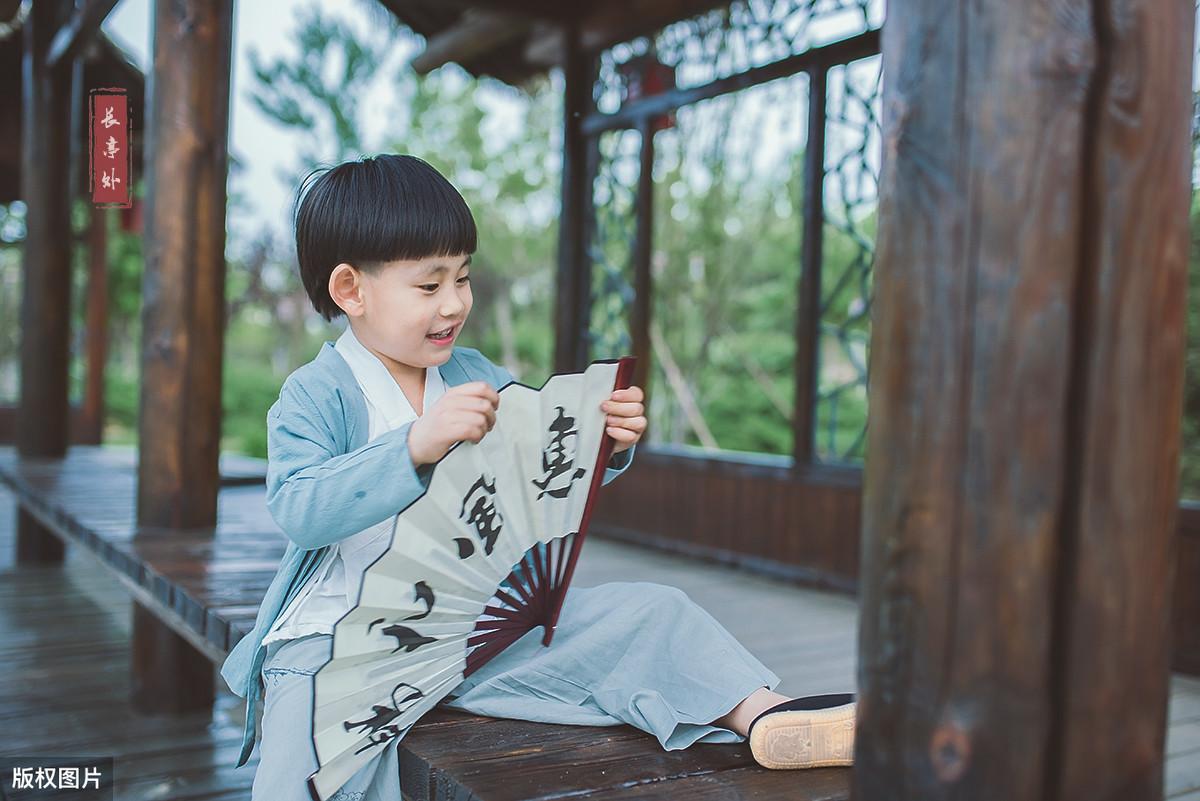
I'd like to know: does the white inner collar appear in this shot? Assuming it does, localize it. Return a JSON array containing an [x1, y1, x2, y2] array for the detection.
[[335, 326, 445, 429]]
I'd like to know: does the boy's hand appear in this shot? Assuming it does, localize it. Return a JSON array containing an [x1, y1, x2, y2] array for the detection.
[[407, 381, 500, 466], [601, 386, 646, 454]]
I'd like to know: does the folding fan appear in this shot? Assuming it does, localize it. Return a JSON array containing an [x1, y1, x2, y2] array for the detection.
[[305, 356, 636, 800]]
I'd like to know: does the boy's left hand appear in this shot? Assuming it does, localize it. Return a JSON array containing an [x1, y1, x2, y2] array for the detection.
[[600, 386, 646, 454]]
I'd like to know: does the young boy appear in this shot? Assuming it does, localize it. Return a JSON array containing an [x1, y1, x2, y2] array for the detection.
[[220, 155, 854, 801]]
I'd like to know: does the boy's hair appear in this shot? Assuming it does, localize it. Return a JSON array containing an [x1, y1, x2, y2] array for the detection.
[[293, 154, 477, 322]]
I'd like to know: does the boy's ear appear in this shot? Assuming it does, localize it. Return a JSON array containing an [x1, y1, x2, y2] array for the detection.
[[329, 263, 365, 317]]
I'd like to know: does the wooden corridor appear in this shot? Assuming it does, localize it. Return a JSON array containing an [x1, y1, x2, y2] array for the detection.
[[1, 481, 1198, 800]]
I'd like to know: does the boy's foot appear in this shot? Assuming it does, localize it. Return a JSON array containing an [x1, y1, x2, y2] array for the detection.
[[747, 692, 856, 769]]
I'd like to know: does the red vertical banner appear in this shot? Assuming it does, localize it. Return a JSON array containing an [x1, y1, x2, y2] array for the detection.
[[90, 89, 131, 208]]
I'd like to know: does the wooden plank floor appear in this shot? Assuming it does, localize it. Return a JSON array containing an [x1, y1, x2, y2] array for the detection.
[[2, 481, 1198, 799]]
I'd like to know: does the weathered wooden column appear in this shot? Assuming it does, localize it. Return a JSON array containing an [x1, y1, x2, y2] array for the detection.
[[793, 65, 825, 465], [133, 0, 233, 714], [629, 115, 654, 400], [553, 20, 598, 373], [80, 204, 109, 445], [854, 2, 1194, 800], [16, 0, 74, 564]]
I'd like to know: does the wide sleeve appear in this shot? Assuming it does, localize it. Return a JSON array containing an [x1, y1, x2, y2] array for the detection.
[[602, 443, 635, 485], [264, 380, 433, 550]]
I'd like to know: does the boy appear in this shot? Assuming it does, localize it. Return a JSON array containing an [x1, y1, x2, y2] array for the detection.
[[221, 155, 853, 800]]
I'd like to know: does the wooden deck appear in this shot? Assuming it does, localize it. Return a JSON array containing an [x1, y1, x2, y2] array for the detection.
[[1, 469, 1198, 799]]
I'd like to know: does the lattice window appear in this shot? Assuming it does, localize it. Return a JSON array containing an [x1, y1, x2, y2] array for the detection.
[[587, 0, 882, 463], [815, 53, 880, 464]]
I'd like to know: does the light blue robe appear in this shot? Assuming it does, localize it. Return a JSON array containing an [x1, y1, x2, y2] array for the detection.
[[220, 343, 636, 766], [225, 342, 780, 800]]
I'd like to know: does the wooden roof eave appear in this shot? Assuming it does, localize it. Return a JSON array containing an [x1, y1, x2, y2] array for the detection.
[[392, 0, 733, 84]]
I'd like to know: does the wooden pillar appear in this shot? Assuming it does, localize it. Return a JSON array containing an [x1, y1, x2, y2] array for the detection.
[[854, 2, 1194, 800], [553, 20, 597, 373], [629, 116, 654, 400], [132, 0, 233, 715], [16, 0, 74, 564], [793, 65, 825, 466], [81, 204, 109, 445]]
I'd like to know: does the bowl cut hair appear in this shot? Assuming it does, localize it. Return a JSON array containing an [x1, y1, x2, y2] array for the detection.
[[293, 154, 477, 321]]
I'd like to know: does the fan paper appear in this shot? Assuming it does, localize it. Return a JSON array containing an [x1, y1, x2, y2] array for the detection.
[[305, 357, 634, 800]]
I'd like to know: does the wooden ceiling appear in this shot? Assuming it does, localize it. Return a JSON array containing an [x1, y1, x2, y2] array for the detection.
[[375, 0, 731, 86], [0, 0, 727, 205]]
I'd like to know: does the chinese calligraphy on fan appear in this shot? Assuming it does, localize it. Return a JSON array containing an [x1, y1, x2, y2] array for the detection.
[[532, 406, 585, 499]]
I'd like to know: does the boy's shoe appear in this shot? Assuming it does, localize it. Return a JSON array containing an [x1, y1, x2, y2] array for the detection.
[[747, 692, 856, 769]]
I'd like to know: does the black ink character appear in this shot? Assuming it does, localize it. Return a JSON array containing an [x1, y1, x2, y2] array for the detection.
[[345, 681, 424, 754], [454, 537, 474, 559], [367, 618, 437, 653], [457, 474, 503, 558], [403, 580, 434, 621], [532, 405, 586, 500], [365, 581, 434, 644]]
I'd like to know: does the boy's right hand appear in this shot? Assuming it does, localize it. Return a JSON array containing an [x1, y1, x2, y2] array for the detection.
[[407, 381, 501, 466]]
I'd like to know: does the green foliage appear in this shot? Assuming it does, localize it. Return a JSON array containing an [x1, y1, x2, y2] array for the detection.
[[103, 366, 139, 444], [1179, 193, 1200, 498], [637, 88, 875, 458], [246, 5, 384, 163], [648, 143, 802, 454]]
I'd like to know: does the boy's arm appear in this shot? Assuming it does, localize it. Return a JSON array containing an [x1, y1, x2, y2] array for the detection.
[[265, 380, 432, 550], [265, 353, 635, 550]]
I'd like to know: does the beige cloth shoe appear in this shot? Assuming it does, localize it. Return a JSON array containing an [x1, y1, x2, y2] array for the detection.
[[747, 692, 856, 769]]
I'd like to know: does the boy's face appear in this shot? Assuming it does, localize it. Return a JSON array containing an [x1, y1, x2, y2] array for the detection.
[[332, 252, 473, 370]]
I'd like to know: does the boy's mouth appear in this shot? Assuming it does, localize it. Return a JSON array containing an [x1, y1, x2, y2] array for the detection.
[[426, 323, 458, 343]]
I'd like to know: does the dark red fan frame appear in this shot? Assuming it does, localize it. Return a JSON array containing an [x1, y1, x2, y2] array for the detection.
[[463, 356, 636, 677]]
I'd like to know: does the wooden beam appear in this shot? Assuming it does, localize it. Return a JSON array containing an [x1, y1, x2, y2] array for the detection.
[[854, 1, 1193, 799], [429, 0, 579, 21], [630, 117, 653, 401], [793, 65, 825, 467], [16, 0, 74, 564], [137, 0, 233, 531], [134, 0, 234, 715], [580, 29, 880, 137], [410, 9, 530, 75], [18, 0, 72, 460], [45, 0, 121, 71], [81, 204, 109, 445], [1045, 0, 1193, 794], [553, 21, 597, 373], [525, 0, 730, 68]]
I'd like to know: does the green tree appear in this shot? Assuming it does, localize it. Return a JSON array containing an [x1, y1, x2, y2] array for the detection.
[[245, 4, 562, 388]]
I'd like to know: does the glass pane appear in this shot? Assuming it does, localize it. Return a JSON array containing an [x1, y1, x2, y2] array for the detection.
[[646, 73, 809, 457]]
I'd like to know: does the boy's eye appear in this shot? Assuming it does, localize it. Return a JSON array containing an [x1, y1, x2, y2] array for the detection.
[[419, 284, 438, 292], [456, 275, 470, 285]]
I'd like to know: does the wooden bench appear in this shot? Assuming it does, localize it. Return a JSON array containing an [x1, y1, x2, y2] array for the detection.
[[0, 445, 850, 800]]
